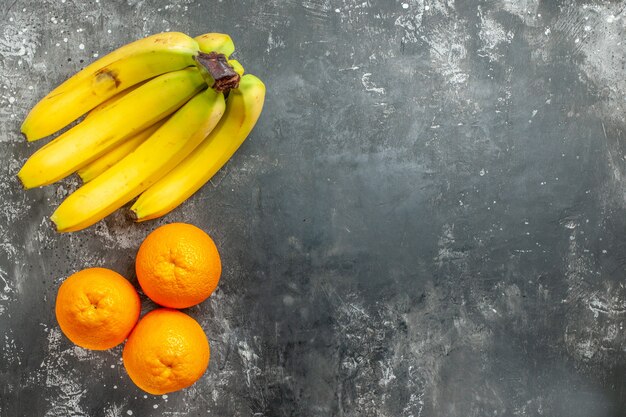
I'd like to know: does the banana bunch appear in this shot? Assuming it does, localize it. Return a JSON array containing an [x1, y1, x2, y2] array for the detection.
[[18, 32, 265, 232]]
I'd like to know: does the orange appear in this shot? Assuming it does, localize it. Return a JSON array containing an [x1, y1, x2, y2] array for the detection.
[[122, 308, 210, 394], [135, 223, 221, 308], [55, 267, 141, 350]]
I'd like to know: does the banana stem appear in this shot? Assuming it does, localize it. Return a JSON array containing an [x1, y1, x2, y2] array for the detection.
[[194, 52, 240, 92]]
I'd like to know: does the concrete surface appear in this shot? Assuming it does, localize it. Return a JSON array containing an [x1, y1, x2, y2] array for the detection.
[[0, 0, 625, 416]]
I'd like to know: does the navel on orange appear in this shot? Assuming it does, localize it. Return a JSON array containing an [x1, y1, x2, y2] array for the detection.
[[55, 267, 141, 350], [122, 308, 210, 394], [135, 223, 221, 308]]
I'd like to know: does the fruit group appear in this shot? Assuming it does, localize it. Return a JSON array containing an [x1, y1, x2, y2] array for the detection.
[[135, 223, 221, 308], [122, 309, 210, 395], [18, 31, 265, 232], [55, 268, 140, 350]]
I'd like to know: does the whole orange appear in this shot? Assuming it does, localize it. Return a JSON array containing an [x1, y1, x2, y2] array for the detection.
[[122, 308, 210, 394], [55, 267, 140, 350], [135, 223, 221, 308]]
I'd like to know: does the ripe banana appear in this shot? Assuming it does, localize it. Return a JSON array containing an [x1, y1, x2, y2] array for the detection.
[[50, 89, 226, 233], [18, 68, 205, 189], [130, 73, 265, 221], [21, 32, 199, 141], [77, 120, 165, 183]]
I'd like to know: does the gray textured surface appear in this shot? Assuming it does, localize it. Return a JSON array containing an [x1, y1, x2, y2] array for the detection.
[[1, 0, 626, 416]]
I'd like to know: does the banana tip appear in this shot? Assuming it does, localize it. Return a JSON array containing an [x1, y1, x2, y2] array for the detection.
[[127, 208, 139, 222], [16, 172, 32, 190], [49, 216, 62, 233], [20, 124, 37, 142], [49, 214, 71, 233]]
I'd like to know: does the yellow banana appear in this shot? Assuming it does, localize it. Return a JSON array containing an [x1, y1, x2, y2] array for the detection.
[[21, 32, 200, 141], [18, 68, 205, 189], [130, 73, 265, 222], [77, 120, 165, 183], [50, 89, 226, 233]]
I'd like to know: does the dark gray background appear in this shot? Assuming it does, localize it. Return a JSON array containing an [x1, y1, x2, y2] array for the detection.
[[1, 0, 625, 416]]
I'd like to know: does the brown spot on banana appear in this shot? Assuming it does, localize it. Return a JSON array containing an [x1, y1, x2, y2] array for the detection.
[[94, 68, 121, 91]]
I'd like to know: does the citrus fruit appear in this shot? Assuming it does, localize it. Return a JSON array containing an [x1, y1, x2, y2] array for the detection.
[[55, 267, 141, 350], [135, 223, 221, 308], [122, 308, 210, 394]]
